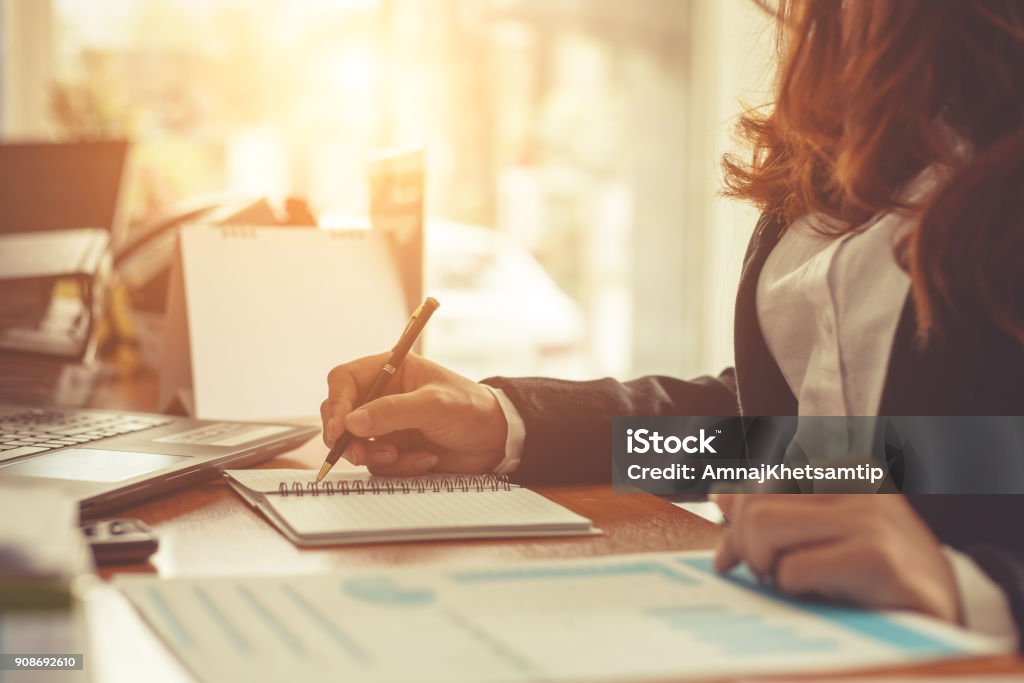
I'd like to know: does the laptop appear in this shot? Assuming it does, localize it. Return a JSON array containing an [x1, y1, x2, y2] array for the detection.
[[0, 404, 318, 517]]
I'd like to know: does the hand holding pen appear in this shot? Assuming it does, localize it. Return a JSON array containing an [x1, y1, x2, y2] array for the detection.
[[318, 298, 509, 480]]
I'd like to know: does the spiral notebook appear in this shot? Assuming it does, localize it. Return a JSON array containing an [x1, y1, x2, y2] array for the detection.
[[224, 469, 596, 546]]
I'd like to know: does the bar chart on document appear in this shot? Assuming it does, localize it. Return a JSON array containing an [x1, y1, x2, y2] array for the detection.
[[116, 551, 996, 683]]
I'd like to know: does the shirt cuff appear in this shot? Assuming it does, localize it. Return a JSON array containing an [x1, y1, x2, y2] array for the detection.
[[944, 546, 1019, 644], [483, 385, 525, 475]]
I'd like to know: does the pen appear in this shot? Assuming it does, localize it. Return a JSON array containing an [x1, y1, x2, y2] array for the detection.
[[315, 297, 440, 482]]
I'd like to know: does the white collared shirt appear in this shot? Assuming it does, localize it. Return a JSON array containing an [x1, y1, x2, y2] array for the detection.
[[753, 164, 1016, 641]]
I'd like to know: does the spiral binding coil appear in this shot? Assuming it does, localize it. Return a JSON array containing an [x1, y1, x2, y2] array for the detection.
[[277, 474, 512, 497]]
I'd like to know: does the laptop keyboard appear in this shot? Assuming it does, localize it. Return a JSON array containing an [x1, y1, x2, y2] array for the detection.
[[0, 409, 171, 464]]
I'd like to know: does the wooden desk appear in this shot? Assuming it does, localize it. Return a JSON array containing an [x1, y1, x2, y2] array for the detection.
[[108, 435, 723, 577], [88, 368, 722, 573], [86, 366, 1024, 681]]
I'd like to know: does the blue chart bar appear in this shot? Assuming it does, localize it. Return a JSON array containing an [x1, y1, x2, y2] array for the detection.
[[281, 584, 369, 663], [645, 604, 838, 656], [450, 560, 697, 586], [237, 587, 304, 655], [677, 557, 964, 656], [145, 587, 194, 649], [192, 587, 250, 653]]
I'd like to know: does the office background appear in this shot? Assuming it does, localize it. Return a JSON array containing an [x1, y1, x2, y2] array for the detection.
[[0, 0, 771, 383]]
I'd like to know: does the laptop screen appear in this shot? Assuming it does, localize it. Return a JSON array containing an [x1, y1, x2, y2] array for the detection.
[[0, 140, 129, 240]]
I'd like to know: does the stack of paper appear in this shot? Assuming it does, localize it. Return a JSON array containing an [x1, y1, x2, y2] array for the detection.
[[0, 484, 90, 608]]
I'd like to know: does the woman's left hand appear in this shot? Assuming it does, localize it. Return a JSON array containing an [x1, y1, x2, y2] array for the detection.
[[713, 494, 962, 624]]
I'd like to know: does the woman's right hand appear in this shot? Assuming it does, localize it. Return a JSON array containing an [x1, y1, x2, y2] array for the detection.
[[320, 354, 508, 477]]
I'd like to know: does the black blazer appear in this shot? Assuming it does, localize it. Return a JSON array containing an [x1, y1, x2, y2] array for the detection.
[[484, 213, 1024, 641]]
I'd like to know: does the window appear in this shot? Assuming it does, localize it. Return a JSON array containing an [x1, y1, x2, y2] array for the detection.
[[11, 0, 772, 381]]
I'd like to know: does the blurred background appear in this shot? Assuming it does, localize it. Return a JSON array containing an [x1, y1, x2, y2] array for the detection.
[[0, 0, 773, 384]]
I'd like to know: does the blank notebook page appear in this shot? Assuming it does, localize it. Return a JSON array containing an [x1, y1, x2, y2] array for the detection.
[[225, 469, 593, 541], [275, 488, 588, 536]]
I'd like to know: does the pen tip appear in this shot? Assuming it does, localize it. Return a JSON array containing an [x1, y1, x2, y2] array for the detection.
[[315, 462, 332, 483]]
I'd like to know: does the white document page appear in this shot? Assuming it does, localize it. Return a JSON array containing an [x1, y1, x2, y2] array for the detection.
[[179, 226, 407, 421], [0, 484, 85, 580], [116, 551, 1004, 683]]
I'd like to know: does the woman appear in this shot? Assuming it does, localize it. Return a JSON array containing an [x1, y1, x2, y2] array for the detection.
[[321, 0, 1024, 644]]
